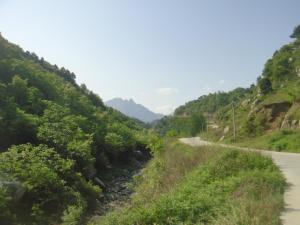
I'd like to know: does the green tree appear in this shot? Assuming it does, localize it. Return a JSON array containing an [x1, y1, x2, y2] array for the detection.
[[8, 75, 29, 107], [0, 144, 101, 224], [258, 77, 272, 94], [290, 24, 300, 39], [0, 82, 38, 149], [105, 132, 125, 153], [190, 113, 206, 136], [0, 144, 74, 223], [106, 123, 136, 150], [37, 103, 95, 177]]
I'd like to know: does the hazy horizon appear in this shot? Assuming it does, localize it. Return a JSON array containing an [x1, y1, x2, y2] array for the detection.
[[0, 0, 299, 114]]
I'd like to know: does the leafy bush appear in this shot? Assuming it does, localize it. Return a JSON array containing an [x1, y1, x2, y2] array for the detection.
[[0, 187, 15, 224], [61, 198, 87, 225], [0, 143, 101, 224], [258, 77, 273, 94], [154, 114, 206, 137], [243, 115, 264, 137]]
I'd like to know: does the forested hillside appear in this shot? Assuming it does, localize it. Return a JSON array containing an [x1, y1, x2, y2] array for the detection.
[[175, 87, 251, 116], [155, 25, 300, 151], [0, 34, 153, 225]]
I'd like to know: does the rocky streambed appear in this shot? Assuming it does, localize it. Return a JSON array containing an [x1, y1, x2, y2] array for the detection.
[[86, 153, 149, 224], [94, 169, 139, 215]]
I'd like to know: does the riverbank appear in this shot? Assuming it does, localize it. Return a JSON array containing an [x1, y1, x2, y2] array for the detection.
[[89, 140, 285, 225]]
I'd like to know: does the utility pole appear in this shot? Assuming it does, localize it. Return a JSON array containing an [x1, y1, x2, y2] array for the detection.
[[232, 102, 236, 142]]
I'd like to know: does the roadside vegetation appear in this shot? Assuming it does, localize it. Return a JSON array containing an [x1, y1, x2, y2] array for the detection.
[[200, 127, 300, 152], [154, 113, 206, 137], [90, 141, 286, 225], [232, 129, 300, 152]]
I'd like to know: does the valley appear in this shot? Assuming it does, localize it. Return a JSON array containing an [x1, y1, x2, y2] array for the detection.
[[0, 7, 299, 225]]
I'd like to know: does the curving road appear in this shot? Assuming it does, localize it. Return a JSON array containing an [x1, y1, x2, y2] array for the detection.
[[179, 137, 300, 225]]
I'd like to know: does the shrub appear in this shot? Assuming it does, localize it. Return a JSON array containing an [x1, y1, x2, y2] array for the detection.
[[0, 144, 101, 224], [258, 77, 272, 94]]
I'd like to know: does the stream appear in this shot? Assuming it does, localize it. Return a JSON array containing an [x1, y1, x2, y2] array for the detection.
[[86, 158, 147, 224]]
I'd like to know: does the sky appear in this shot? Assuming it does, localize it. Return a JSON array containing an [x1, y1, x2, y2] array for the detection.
[[0, 0, 299, 114]]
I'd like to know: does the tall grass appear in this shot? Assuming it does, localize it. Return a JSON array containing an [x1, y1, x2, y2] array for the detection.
[[89, 141, 285, 225], [131, 141, 218, 203], [212, 172, 284, 225], [232, 129, 300, 152]]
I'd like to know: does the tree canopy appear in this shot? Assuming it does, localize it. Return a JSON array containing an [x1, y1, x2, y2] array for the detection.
[[290, 24, 300, 39]]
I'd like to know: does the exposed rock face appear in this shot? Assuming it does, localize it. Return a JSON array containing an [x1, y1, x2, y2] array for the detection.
[[280, 102, 300, 129], [258, 102, 292, 130], [281, 118, 300, 129], [281, 119, 291, 129], [248, 97, 261, 117], [241, 99, 250, 107]]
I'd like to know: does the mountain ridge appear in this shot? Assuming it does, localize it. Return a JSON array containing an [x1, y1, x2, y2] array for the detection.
[[105, 98, 164, 123]]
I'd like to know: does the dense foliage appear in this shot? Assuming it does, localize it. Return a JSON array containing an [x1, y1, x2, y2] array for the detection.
[[258, 77, 273, 94], [154, 113, 206, 137], [174, 87, 251, 116], [0, 34, 150, 224], [0, 144, 101, 224], [290, 24, 300, 39]]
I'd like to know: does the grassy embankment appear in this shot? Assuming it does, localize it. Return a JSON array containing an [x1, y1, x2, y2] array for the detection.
[[233, 130, 300, 152], [201, 129, 300, 153], [90, 141, 285, 225]]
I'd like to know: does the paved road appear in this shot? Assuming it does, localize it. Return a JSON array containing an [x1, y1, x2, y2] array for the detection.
[[179, 137, 300, 225]]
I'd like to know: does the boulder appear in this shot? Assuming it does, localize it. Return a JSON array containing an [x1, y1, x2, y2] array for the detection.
[[219, 135, 225, 141], [223, 126, 230, 134], [94, 177, 106, 189]]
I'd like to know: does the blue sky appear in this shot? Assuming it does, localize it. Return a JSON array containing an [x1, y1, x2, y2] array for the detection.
[[0, 0, 299, 114]]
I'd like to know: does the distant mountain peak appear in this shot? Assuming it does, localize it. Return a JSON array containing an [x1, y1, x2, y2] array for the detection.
[[105, 98, 164, 123]]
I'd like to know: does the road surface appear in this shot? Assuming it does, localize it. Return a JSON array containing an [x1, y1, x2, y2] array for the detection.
[[180, 137, 300, 225]]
